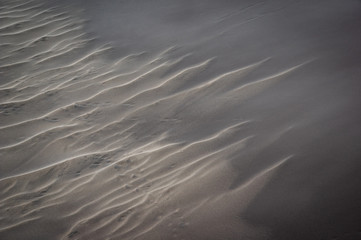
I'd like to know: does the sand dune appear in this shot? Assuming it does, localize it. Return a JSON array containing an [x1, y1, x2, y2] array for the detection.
[[1, 0, 361, 239]]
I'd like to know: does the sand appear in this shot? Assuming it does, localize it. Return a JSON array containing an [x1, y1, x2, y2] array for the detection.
[[1, 0, 361, 239]]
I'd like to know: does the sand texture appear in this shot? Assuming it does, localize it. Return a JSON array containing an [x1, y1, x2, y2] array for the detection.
[[1, 0, 361, 239]]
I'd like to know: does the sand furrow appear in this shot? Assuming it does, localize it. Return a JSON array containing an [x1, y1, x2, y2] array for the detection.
[[2, 1, 36, 10], [0, 217, 41, 232], [0, 123, 78, 149]]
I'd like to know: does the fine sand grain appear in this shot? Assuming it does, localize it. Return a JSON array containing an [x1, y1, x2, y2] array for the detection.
[[1, 0, 361, 239]]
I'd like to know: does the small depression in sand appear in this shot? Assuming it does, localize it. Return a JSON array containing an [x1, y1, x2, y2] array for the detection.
[[0, 0, 361, 239]]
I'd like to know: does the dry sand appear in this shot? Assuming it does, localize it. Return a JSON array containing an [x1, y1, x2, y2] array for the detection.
[[1, 0, 361, 239]]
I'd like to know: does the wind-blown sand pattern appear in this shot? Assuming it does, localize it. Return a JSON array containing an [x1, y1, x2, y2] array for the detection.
[[1, 0, 361, 239]]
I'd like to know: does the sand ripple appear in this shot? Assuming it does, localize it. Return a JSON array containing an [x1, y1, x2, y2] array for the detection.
[[3, 0, 357, 240]]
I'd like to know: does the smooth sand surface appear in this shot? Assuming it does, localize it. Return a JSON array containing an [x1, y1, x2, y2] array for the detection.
[[1, 0, 361, 239]]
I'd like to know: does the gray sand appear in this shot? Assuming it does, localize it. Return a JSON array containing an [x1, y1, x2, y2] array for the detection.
[[1, 0, 361, 239]]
